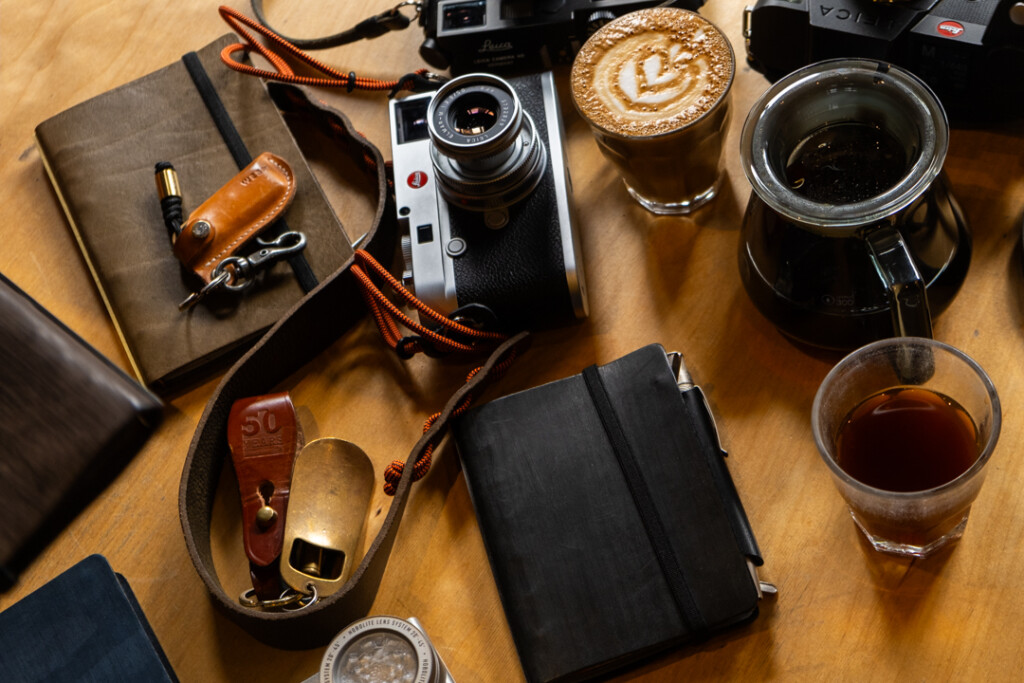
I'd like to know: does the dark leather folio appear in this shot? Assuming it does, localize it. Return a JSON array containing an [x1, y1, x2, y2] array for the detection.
[[0, 273, 162, 592], [453, 344, 764, 683], [0, 554, 178, 681]]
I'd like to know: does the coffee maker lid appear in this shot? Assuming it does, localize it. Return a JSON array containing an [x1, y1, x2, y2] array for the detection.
[[740, 58, 949, 235]]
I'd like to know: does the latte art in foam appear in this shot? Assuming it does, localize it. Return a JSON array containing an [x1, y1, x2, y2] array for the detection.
[[572, 8, 733, 137], [606, 35, 706, 115], [571, 8, 734, 213]]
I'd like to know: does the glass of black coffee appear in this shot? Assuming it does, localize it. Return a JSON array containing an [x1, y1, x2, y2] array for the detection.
[[812, 337, 1001, 558], [738, 59, 971, 350]]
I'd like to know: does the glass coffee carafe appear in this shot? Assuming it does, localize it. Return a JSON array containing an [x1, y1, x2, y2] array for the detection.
[[738, 59, 971, 351]]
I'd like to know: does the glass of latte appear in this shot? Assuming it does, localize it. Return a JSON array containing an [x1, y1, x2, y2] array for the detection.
[[571, 7, 734, 215]]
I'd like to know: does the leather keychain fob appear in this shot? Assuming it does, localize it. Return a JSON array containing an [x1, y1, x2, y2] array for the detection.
[[280, 438, 374, 598], [227, 392, 302, 601], [173, 151, 296, 284]]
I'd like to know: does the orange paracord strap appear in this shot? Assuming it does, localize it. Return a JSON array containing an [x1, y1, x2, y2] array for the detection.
[[218, 5, 429, 92], [351, 249, 507, 357], [349, 249, 514, 494]]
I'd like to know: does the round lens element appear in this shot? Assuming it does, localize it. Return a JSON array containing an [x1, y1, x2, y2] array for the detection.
[[426, 73, 547, 212], [451, 92, 500, 136], [320, 616, 447, 683]]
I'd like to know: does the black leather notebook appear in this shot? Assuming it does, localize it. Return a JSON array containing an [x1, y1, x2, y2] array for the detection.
[[0, 273, 163, 591], [453, 344, 764, 683], [0, 554, 178, 681]]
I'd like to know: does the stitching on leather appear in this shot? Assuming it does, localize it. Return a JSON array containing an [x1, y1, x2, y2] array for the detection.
[[200, 154, 296, 270]]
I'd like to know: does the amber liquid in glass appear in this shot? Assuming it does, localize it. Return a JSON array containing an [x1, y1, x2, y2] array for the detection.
[[836, 386, 979, 492], [835, 386, 981, 547]]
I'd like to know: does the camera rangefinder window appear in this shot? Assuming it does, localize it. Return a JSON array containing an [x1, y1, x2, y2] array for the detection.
[[395, 99, 431, 144], [442, 0, 486, 30]]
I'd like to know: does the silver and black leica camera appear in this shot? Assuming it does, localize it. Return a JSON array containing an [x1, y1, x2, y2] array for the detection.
[[744, 0, 1024, 122], [389, 71, 588, 332], [418, 0, 705, 73]]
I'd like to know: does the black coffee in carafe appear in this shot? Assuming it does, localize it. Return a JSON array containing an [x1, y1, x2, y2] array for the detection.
[[785, 122, 907, 204], [738, 59, 971, 351]]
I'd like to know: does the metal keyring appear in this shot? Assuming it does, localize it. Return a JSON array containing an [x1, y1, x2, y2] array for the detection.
[[178, 269, 232, 311], [281, 583, 319, 612], [393, 0, 422, 18], [213, 256, 256, 293], [238, 583, 319, 611]]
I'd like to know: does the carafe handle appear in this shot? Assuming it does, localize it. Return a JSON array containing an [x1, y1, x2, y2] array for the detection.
[[864, 223, 933, 339]]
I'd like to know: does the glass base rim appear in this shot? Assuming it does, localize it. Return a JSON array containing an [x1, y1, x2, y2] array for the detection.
[[849, 509, 970, 559], [626, 180, 719, 215]]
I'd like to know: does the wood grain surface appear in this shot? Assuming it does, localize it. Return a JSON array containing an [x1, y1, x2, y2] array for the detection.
[[1, 1, 1023, 681]]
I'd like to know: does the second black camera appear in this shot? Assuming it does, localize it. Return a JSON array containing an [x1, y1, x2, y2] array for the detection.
[[418, 0, 705, 73], [744, 0, 1024, 122]]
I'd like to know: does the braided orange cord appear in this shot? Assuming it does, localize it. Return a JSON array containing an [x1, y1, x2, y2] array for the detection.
[[382, 349, 521, 495], [351, 263, 480, 354], [350, 250, 508, 357], [356, 273, 404, 348], [354, 251, 505, 341], [218, 6, 425, 91]]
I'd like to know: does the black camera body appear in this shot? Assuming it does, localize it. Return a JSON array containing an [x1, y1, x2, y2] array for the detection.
[[744, 0, 1024, 121], [389, 71, 588, 332], [418, 0, 705, 73]]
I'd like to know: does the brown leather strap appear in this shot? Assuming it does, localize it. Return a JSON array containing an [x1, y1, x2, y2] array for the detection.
[[179, 81, 529, 648]]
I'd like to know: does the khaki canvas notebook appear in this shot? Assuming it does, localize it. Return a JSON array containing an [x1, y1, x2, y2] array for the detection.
[[35, 35, 353, 395]]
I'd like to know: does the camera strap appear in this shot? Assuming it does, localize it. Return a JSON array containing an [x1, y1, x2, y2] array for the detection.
[[351, 249, 509, 358], [180, 76, 530, 648], [249, 0, 421, 50], [218, 5, 445, 95]]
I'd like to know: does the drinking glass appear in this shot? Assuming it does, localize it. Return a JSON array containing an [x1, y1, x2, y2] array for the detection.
[[811, 337, 1000, 558]]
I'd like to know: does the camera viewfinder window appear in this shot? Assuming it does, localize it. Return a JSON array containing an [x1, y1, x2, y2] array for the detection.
[[443, 0, 486, 30]]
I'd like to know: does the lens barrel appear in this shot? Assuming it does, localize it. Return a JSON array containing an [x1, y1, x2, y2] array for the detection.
[[427, 73, 546, 212]]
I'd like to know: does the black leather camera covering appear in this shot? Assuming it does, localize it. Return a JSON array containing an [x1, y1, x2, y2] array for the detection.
[[448, 72, 576, 331]]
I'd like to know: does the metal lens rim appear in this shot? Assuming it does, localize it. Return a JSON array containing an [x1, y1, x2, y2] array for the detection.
[[426, 73, 547, 210], [428, 73, 522, 158], [321, 616, 439, 683]]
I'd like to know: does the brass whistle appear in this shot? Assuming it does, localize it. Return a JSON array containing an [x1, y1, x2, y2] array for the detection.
[[280, 438, 374, 597]]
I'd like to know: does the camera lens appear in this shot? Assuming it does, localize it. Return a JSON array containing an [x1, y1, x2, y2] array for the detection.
[[451, 92, 499, 135], [427, 73, 547, 213]]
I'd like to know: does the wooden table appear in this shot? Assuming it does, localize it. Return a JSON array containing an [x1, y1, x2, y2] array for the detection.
[[2, 1, 1023, 680]]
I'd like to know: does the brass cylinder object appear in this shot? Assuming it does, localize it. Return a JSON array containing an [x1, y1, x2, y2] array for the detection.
[[155, 166, 181, 200]]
